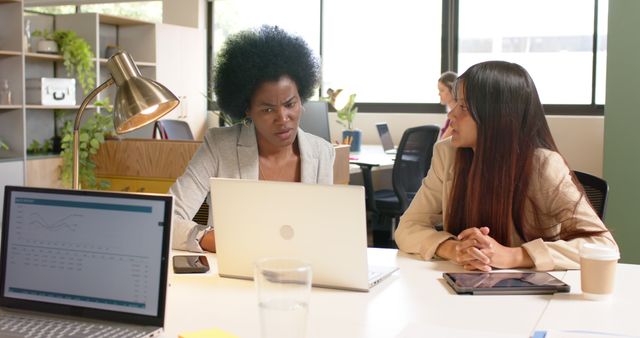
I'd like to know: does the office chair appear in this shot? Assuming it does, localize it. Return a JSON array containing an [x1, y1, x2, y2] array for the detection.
[[192, 201, 209, 225], [299, 101, 331, 142], [574, 170, 609, 220], [152, 119, 202, 223], [153, 119, 194, 140], [372, 125, 440, 248]]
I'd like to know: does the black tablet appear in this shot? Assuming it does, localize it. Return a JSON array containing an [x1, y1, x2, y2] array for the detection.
[[443, 272, 570, 295]]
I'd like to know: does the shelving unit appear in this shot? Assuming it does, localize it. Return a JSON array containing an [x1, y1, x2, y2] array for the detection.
[[0, 2, 206, 218], [0, 0, 25, 218], [1, 3, 161, 210]]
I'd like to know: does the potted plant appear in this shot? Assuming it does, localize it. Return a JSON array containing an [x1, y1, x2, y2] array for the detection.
[[59, 98, 113, 189], [32, 29, 96, 95], [324, 88, 361, 152], [27, 138, 53, 155]]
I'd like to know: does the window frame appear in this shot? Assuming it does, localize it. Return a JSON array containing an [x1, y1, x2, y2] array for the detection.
[[207, 0, 606, 116]]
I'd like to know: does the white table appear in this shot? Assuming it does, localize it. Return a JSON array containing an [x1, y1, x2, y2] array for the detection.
[[161, 249, 640, 338], [349, 144, 395, 171], [534, 264, 639, 337]]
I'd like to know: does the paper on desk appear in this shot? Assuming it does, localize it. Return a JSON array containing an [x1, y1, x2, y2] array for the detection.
[[178, 327, 239, 338], [534, 330, 640, 338]]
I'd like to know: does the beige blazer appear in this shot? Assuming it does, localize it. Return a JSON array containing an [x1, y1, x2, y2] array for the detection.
[[395, 138, 617, 271], [170, 124, 335, 252]]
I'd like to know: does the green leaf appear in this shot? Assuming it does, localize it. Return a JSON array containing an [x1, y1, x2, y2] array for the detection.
[[94, 132, 105, 143], [89, 138, 100, 149], [79, 133, 89, 142]]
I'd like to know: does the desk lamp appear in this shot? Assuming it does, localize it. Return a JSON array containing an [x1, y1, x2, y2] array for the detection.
[[72, 50, 179, 189]]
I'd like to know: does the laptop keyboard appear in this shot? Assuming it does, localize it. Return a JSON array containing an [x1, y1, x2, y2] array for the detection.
[[0, 313, 151, 338]]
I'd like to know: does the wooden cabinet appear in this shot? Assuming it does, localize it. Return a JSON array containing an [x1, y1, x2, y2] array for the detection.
[[93, 139, 201, 193], [93, 139, 351, 194]]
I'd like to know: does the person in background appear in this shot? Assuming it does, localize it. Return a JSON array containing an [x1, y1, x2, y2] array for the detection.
[[170, 25, 335, 252], [438, 71, 458, 139], [395, 61, 617, 271]]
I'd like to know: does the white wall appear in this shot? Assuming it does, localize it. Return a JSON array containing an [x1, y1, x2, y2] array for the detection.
[[160, 0, 208, 139], [329, 113, 604, 177], [163, 0, 207, 30]]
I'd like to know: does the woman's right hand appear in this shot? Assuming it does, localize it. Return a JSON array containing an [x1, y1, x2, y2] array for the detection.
[[455, 227, 493, 271], [200, 229, 217, 252], [435, 227, 493, 271]]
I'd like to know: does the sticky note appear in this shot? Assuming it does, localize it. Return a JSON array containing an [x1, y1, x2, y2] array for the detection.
[[178, 327, 239, 338]]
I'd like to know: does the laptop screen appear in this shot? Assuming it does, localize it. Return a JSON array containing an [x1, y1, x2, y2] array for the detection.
[[0, 186, 171, 322], [376, 123, 395, 151]]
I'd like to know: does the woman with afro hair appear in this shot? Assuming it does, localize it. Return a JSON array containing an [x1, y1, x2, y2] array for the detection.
[[170, 25, 335, 252]]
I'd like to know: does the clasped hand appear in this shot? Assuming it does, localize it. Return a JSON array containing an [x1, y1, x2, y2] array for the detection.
[[453, 227, 518, 271]]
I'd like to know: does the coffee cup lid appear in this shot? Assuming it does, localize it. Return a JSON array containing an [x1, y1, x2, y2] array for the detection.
[[580, 243, 620, 260]]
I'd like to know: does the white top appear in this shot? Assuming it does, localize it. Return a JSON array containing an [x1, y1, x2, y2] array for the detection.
[[162, 249, 640, 338]]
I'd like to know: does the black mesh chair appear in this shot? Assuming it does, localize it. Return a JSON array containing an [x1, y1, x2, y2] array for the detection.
[[574, 170, 608, 220], [191, 202, 209, 225], [372, 125, 440, 247], [153, 119, 203, 223], [154, 119, 194, 140]]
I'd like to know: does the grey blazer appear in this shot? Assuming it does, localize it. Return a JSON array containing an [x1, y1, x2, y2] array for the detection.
[[170, 123, 335, 251]]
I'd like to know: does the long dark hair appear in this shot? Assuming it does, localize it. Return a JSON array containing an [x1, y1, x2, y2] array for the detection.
[[446, 61, 600, 245]]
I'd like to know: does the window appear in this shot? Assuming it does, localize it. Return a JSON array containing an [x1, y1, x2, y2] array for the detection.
[[323, 0, 442, 104], [25, 6, 76, 15], [25, 2, 162, 23], [80, 1, 163, 23], [458, 0, 598, 105], [206, 0, 607, 113], [212, 0, 320, 68], [595, 0, 608, 105]]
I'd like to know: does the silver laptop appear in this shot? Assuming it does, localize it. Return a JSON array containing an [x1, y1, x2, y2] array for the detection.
[[376, 122, 397, 154], [0, 186, 173, 338], [210, 178, 398, 292]]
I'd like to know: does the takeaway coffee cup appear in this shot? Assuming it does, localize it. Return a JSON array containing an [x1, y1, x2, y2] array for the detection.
[[580, 243, 620, 300]]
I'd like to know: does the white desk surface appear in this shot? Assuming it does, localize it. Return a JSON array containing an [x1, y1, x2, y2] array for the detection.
[[161, 249, 640, 338], [534, 263, 640, 337], [349, 144, 395, 171]]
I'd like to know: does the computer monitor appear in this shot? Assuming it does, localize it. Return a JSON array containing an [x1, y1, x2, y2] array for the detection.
[[300, 101, 331, 142]]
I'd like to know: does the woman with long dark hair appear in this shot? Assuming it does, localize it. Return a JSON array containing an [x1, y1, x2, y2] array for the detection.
[[395, 61, 617, 271]]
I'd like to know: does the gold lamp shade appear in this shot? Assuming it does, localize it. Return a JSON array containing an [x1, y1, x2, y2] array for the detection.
[[72, 50, 179, 189], [106, 51, 179, 133]]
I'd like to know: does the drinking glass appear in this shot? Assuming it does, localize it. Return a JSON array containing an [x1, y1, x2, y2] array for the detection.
[[255, 258, 312, 338]]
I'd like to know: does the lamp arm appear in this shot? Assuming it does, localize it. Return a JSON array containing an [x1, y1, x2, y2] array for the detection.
[[72, 77, 114, 189]]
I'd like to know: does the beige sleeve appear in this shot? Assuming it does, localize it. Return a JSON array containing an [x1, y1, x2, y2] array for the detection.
[[394, 142, 456, 260], [521, 151, 618, 271], [169, 132, 220, 252]]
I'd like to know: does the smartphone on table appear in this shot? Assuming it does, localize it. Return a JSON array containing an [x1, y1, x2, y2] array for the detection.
[[173, 255, 210, 274]]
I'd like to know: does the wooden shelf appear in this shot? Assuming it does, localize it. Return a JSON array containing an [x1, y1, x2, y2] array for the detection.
[[0, 0, 21, 3], [99, 13, 151, 26], [27, 153, 61, 160], [0, 105, 23, 110], [26, 105, 95, 110], [0, 50, 22, 57], [25, 52, 64, 61], [0, 155, 24, 162]]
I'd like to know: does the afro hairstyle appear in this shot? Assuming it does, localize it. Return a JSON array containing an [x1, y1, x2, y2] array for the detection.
[[213, 25, 321, 121]]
